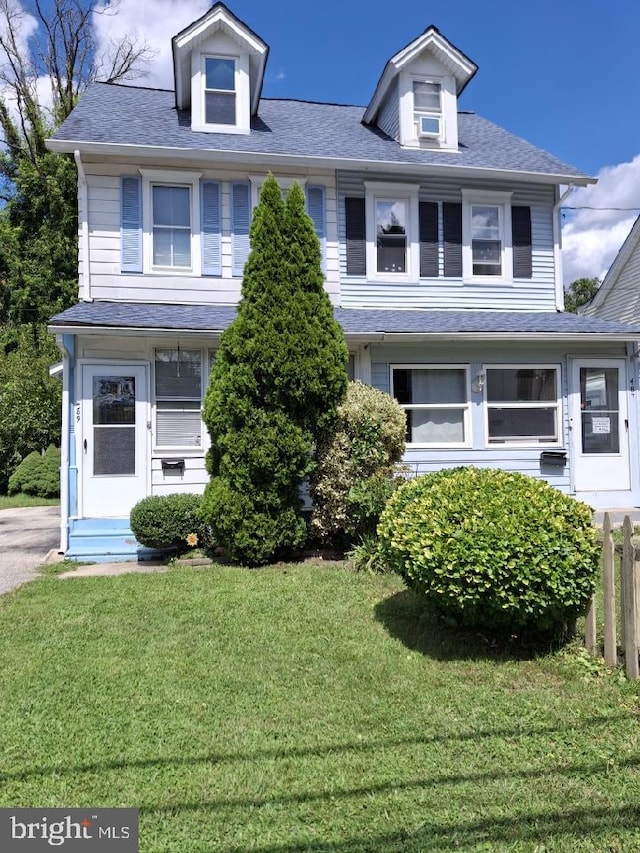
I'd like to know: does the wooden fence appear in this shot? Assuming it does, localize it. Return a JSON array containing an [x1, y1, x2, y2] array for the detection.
[[585, 513, 640, 679]]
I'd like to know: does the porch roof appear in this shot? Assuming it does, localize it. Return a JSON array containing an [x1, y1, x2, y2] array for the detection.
[[49, 302, 640, 342]]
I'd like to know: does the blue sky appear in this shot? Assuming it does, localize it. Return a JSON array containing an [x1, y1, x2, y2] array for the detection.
[[34, 0, 640, 283]]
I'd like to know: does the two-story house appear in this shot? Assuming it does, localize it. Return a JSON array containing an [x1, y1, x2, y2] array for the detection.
[[47, 3, 640, 560]]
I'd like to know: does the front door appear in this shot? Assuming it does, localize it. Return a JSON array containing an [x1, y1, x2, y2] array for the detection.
[[81, 365, 148, 517], [570, 359, 630, 493]]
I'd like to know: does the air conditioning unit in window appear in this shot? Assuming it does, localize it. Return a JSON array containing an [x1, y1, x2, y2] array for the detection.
[[418, 115, 441, 138]]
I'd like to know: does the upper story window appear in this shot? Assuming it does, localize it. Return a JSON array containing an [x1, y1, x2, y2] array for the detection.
[[365, 182, 419, 282], [470, 204, 502, 277], [413, 80, 442, 139], [204, 57, 236, 125], [152, 185, 191, 269], [461, 190, 513, 284], [376, 199, 407, 273]]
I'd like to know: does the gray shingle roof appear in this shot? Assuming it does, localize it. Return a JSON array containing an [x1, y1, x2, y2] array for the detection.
[[49, 302, 640, 337], [51, 83, 588, 180]]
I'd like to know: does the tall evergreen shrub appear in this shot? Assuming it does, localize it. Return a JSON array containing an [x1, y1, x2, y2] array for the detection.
[[201, 176, 348, 566]]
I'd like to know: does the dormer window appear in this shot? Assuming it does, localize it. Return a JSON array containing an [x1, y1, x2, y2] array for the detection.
[[413, 81, 442, 139], [204, 57, 236, 125]]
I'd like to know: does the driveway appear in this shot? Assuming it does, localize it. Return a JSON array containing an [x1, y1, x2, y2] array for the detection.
[[0, 506, 60, 595]]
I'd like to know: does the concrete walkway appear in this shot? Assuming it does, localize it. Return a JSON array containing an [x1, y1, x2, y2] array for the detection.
[[0, 506, 61, 595]]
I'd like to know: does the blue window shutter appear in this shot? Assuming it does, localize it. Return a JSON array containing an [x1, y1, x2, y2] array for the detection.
[[231, 181, 251, 276], [121, 176, 142, 272], [306, 185, 326, 272], [201, 180, 221, 276]]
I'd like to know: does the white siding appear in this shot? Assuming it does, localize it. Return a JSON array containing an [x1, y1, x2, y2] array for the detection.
[[83, 160, 339, 305], [338, 171, 557, 310]]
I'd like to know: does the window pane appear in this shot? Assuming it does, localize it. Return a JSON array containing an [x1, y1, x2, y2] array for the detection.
[[472, 240, 501, 263], [581, 412, 620, 454], [205, 92, 236, 125], [153, 186, 190, 227], [472, 206, 500, 238], [152, 228, 191, 268], [580, 368, 618, 411], [487, 369, 557, 403], [413, 81, 440, 109], [93, 376, 135, 424], [205, 57, 235, 91], [473, 261, 502, 276], [376, 200, 406, 273], [94, 426, 135, 475], [408, 408, 465, 443], [155, 350, 201, 398], [419, 116, 440, 134], [394, 368, 467, 404], [488, 407, 557, 442], [156, 409, 202, 447]]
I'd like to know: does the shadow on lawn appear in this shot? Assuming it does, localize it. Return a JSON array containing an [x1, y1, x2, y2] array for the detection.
[[374, 589, 572, 662], [191, 804, 640, 852], [0, 713, 633, 785]]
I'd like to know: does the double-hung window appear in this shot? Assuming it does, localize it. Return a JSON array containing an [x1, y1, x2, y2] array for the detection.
[[204, 56, 236, 125], [392, 365, 470, 446], [365, 182, 419, 281], [155, 349, 203, 448], [485, 366, 560, 445], [413, 80, 442, 138], [461, 190, 513, 283], [152, 185, 191, 269]]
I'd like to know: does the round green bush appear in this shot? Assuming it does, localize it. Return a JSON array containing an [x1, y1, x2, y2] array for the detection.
[[130, 493, 208, 553], [377, 467, 599, 632], [8, 445, 60, 497]]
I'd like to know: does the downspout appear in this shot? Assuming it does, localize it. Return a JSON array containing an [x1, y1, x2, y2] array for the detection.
[[56, 334, 71, 554], [74, 150, 92, 302], [554, 184, 575, 311]]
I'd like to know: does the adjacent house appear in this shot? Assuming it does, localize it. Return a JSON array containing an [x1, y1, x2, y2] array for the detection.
[[47, 3, 640, 560]]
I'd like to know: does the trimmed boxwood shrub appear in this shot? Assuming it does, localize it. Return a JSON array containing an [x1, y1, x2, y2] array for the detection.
[[8, 445, 60, 497], [130, 493, 208, 553], [378, 467, 599, 633]]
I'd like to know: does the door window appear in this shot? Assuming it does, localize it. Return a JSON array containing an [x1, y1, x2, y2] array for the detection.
[[580, 367, 620, 454], [92, 376, 136, 475]]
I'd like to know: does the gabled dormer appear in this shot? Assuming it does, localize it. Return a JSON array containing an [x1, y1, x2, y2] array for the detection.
[[363, 25, 477, 151], [172, 2, 269, 135]]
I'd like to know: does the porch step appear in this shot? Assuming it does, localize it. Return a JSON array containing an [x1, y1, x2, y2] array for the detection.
[[66, 518, 162, 563]]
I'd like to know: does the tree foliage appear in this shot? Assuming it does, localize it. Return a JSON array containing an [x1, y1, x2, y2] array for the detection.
[[0, 0, 154, 326], [201, 175, 348, 566], [0, 326, 62, 492], [564, 277, 600, 313]]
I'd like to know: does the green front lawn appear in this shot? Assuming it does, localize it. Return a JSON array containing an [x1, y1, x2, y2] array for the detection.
[[0, 564, 638, 852]]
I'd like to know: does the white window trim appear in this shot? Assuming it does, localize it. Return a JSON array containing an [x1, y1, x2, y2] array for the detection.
[[462, 189, 513, 285], [191, 49, 251, 135], [139, 169, 202, 276], [483, 363, 562, 448], [365, 181, 419, 283], [412, 79, 443, 141], [391, 363, 472, 448], [249, 175, 307, 209], [152, 347, 206, 452], [398, 71, 458, 150]]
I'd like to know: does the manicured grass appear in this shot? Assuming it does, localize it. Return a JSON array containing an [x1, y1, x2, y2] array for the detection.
[[0, 564, 639, 852], [0, 493, 59, 510]]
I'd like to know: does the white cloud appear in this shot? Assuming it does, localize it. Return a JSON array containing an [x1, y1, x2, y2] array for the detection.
[[92, 0, 210, 90], [562, 156, 640, 286]]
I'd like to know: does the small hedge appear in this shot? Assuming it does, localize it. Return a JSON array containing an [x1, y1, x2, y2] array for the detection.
[[8, 445, 60, 498], [130, 493, 209, 554], [378, 467, 599, 633]]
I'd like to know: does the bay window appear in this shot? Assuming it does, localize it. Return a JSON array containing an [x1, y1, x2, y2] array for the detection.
[[485, 366, 560, 445], [392, 365, 470, 446]]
